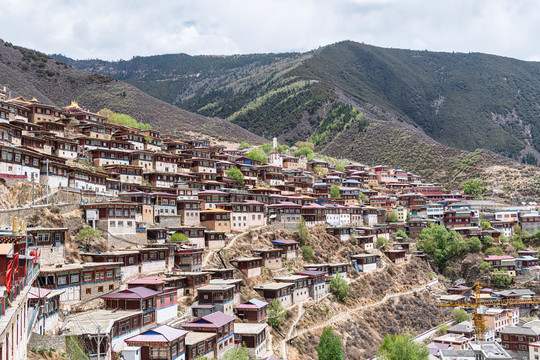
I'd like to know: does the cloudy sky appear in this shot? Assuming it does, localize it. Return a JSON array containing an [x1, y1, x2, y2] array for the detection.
[[1, 0, 539, 61]]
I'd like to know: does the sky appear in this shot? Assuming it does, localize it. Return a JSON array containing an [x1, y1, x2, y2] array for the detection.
[[0, 0, 539, 61]]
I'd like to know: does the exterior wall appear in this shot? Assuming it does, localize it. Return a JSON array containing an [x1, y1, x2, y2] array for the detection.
[[141, 260, 167, 274], [263, 258, 282, 270], [58, 285, 81, 304], [275, 294, 293, 308], [112, 329, 142, 354], [42, 175, 69, 189], [157, 305, 178, 324], [243, 267, 261, 278], [206, 239, 226, 250], [157, 215, 183, 228], [292, 288, 309, 303], [359, 262, 378, 273], [310, 282, 327, 301], [80, 279, 121, 302], [121, 265, 140, 282], [182, 211, 201, 226], [29, 245, 65, 266]]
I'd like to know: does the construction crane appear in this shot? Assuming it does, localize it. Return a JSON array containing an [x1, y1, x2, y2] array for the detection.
[[438, 282, 540, 341]]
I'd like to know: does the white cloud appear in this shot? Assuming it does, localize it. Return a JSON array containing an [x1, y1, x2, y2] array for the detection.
[[0, 0, 538, 61]]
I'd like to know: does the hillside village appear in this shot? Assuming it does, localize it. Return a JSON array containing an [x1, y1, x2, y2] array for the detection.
[[1, 84, 540, 360]]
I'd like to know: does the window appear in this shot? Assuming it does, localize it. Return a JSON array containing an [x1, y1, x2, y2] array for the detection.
[[170, 294, 174, 303], [84, 273, 92, 282], [109, 284, 114, 290], [98, 286, 103, 293], [160, 296, 165, 305], [71, 274, 79, 284], [57, 276, 67, 285], [106, 270, 113, 278], [86, 288, 91, 295]]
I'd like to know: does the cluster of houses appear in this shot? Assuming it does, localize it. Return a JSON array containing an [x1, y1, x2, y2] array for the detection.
[[1, 88, 540, 359]]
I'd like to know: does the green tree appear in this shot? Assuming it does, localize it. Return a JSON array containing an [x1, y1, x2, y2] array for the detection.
[[512, 238, 526, 251], [99, 108, 152, 130], [314, 165, 327, 176], [329, 274, 349, 301], [75, 227, 102, 249], [492, 269, 512, 287], [317, 327, 343, 360], [482, 235, 495, 248], [301, 245, 314, 261], [466, 237, 482, 253], [376, 236, 388, 249], [246, 148, 268, 164], [170, 233, 189, 243], [388, 211, 398, 223], [226, 166, 245, 186], [359, 192, 367, 202], [484, 246, 504, 256], [294, 146, 315, 161], [481, 221, 491, 229], [267, 299, 286, 327], [406, 213, 411, 221], [461, 178, 485, 199], [295, 217, 310, 245], [295, 141, 315, 150], [395, 230, 408, 241], [418, 225, 467, 270], [377, 333, 429, 360], [479, 261, 492, 276], [335, 165, 345, 172], [238, 142, 250, 150], [330, 185, 341, 198], [452, 308, 471, 323]]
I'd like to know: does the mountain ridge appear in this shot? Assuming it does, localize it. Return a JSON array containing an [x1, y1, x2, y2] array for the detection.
[[56, 40, 540, 163]]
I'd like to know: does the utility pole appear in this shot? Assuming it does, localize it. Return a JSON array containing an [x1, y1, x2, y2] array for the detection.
[[32, 173, 35, 207], [97, 325, 102, 360]]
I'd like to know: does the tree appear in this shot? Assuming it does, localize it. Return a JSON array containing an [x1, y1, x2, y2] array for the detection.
[[335, 165, 345, 172], [330, 274, 349, 301], [479, 261, 492, 276], [466, 237, 482, 253], [452, 308, 470, 323], [388, 211, 398, 223], [267, 299, 286, 327], [376, 236, 388, 249], [377, 333, 429, 360], [461, 178, 485, 199], [238, 142, 250, 150], [76, 227, 101, 249], [99, 108, 152, 130], [295, 141, 315, 150], [482, 235, 495, 248], [395, 230, 408, 241], [484, 246, 504, 256], [246, 148, 268, 164], [226, 167, 245, 185], [314, 165, 327, 177], [512, 238, 526, 251], [317, 327, 343, 360], [481, 221, 491, 229], [301, 245, 314, 261], [330, 185, 341, 198], [295, 217, 310, 245], [406, 213, 411, 221], [294, 146, 315, 161], [492, 269, 512, 287], [359, 192, 367, 202], [418, 225, 467, 270], [170, 233, 188, 243]]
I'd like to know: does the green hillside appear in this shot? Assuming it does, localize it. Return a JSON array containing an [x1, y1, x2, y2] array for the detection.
[[56, 41, 540, 163]]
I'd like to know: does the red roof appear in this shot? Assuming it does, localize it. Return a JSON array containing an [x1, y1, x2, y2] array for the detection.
[[182, 311, 235, 329], [125, 325, 188, 344], [483, 255, 515, 261], [28, 287, 51, 299], [101, 286, 159, 300], [267, 201, 302, 208]]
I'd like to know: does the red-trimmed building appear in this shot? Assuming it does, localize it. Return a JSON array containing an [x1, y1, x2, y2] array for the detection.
[[124, 325, 188, 360]]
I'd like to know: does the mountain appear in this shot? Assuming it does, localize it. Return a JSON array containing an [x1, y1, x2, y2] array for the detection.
[[55, 41, 540, 163], [0, 39, 264, 145]]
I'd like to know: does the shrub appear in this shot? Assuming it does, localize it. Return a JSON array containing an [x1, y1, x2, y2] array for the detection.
[[512, 238, 526, 251], [466, 237, 482, 252], [479, 261, 492, 275], [330, 185, 341, 198], [295, 217, 310, 245], [335, 165, 345, 172], [482, 235, 495, 247], [388, 211, 398, 223], [492, 269, 512, 287], [481, 221, 491, 229], [301, 245, 314, 261], [395, 230, 408, 241], [329, 274, 349, 301], [247, 148, 268, 164]]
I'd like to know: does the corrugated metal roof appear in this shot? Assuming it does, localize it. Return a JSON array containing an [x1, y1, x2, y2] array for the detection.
[[125, 325, 188, 344]]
